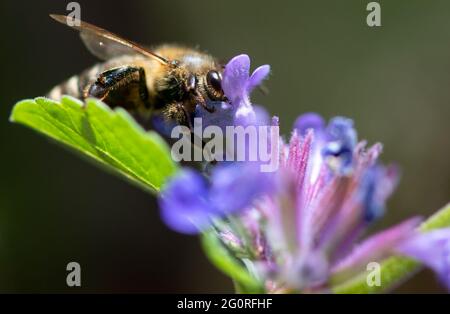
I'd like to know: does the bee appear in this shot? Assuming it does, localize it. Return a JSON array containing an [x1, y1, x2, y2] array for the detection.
[[48, 14, 226, 129]]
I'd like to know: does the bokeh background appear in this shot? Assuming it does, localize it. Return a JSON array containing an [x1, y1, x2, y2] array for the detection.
[[0, 0, 449, 293]]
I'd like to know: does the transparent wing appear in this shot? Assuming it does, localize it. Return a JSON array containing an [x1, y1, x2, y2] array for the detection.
[[50, 14, 168, 64], [78, 31, 141, 60]]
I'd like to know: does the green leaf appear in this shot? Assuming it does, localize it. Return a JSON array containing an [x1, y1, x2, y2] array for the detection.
[[332, 202, 450, 293], [201, 229, 264, 293], [420, 202, 450, 231], [10, 97, 178, 193]]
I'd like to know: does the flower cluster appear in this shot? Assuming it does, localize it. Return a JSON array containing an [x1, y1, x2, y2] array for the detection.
[[158, 54, 450, 292]]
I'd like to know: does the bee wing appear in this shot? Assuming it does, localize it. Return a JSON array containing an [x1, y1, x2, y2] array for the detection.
[[49, 14, 168, 65]]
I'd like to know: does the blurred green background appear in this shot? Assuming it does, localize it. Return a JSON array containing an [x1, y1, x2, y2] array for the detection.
[[0, 0, 449, 292]]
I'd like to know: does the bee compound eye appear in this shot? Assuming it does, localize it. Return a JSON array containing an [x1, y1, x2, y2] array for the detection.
[[206, 70, 222, 92]]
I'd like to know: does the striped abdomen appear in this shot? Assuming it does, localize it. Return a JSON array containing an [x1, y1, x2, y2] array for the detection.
[[47, 55, 153, 102]]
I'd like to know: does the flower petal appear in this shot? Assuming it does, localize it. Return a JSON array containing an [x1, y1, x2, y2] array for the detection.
[[233, 104, 271, 128], [331, 217, 422, 280], [396, 228, 450, 290], [159, 170, 213, 234], [247, 65, 271, 93], [234, 104, 256, 126], [293, 113, 325, 136], [322, 117, 357, 175], [210, 164, 274, 214], [222, 54, 251, 104]]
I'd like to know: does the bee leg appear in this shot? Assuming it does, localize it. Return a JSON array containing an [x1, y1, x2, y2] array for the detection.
[[200, 101, 215, 113], [163, 102, 193, 130], [86, 66, 150, 111], [193, 92, 215, 113], [163, 103, 218, 167]]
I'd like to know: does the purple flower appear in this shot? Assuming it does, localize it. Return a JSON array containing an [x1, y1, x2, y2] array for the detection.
[[397, 228, 450, 289], [294, 114, 357, 176], [192, 54, 274, 166], [236, 116, 409, 291], [156, 54, 450, 292], [222, 54, 270, 126], [159, 169, 212, 234], [203, 114, 449, 292], [159, 164, 274, 234]]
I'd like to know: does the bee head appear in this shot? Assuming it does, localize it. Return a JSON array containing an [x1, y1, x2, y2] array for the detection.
[[184, 70, 226, 112]]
